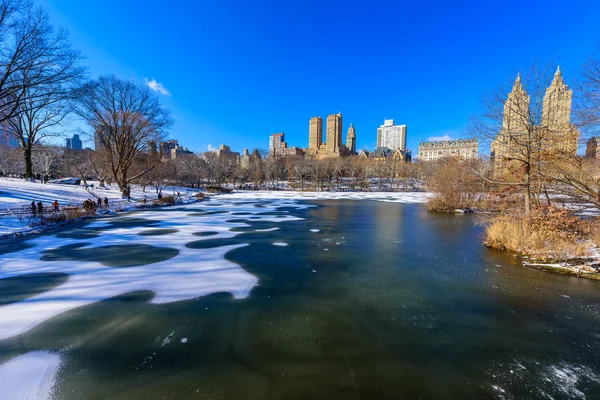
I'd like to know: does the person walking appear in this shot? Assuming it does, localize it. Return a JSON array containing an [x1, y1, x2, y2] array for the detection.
[[104, 197, 109, 208], [37, 201, 43, 215], [97, 198, 102, 209], [53, 200, 59, 212], [31, 201, 37, 217]]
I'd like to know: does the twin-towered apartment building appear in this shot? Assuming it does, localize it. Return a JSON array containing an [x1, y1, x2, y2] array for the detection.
[[269, 114, 409, 161]]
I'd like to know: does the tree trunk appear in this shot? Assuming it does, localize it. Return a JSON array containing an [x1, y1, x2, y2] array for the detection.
[[24, 147, 33, 179], [524, 164, 531, 215]]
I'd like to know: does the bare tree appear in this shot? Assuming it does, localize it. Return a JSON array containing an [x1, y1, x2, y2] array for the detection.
[[73, 75, 172, 195], [545, 47, 600, 208], [174, 153, 206, 188], [1, 2, 85, 178], [32, 144, 61, 177], [575, 45, 600, 134], [0, 1, 81, 123]]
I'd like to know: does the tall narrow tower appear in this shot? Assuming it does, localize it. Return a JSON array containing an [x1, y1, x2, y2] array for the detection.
[[542, 66, 572, 129], [492, 74, 531, 176], [309, 117, 323, 151], [326, 113, 342, 154], [502, 74, 530, 132], [542, 66, 577, 154], [346, 123, 356, 154]]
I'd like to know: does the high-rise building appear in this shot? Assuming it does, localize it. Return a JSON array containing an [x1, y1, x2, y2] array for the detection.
[[159, 139, 192, 160], [94, 127, 104, 151], [543, 66, 572, 129], [587, 137, 599, 159], [308, 117, 323, 151], [148, 141, 158, 158], [418, 139, 478, 162], [269, 133, 285, 154], [159, 140, 179, 160], [0, 124, 11, 149], [346, 124, 356, 154], [215, 144, 240, 162], [376, 119, 407, 150], [0, 114, 19, 149], [541, 67, 578, 154], [492, 68, 578, 176], [325, 113, 342, 154], [307, 113, 355, 158], [65, 134, 83, 151], [269, 132, 304, 158]]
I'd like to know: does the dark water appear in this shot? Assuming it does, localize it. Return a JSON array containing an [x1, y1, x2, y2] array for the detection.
[[1, 199, 600, 399]]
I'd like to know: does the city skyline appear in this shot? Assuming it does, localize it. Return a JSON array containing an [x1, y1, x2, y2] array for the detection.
[[36, 0, 600, 154]]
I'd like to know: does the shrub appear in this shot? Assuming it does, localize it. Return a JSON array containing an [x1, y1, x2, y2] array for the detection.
[[156, 196, 175, 205], [484, 206, 592, 260], [204, 186, 233, 194], [426, 158, 486, 212]]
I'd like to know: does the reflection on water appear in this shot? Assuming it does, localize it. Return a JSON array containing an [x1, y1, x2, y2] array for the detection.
[[1, 199, 600, 399]]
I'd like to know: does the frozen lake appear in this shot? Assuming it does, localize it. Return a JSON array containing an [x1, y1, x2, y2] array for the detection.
[[1, 194, 599, 399]]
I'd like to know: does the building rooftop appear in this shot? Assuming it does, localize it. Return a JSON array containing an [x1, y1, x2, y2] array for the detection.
[[419, 138, 478, 147]]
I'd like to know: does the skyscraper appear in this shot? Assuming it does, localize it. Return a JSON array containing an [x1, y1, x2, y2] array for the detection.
[[491, 74, 531, 174], [346, 124, 356, 154], [309, 117, 323, 151], [325, 113, 342, 154], [586, 137, 598, 159], [269, 132, 285, 154], [542, 67, 578, 154], [542, 66, 572, 129], [159, 139, 179, 160], [65, 134, 83, 151], [492, 68, 578, 176], [376, 119, 406, 150]]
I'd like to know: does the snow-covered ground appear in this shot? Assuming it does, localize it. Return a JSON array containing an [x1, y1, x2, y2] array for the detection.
[[0, 177, 201, 237], [0, 177, 198, 210]]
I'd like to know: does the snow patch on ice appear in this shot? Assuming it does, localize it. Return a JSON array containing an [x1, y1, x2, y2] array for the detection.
[[273, 242, 288, 247], [160, 331, 175, 347], [180, 338, 188, 344], [0, 351, 61, 400], [256, 227, 279, 232], [310, 229, 320, 233]]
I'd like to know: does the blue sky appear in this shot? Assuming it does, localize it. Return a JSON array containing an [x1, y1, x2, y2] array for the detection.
[[40, 0, 600, 153]]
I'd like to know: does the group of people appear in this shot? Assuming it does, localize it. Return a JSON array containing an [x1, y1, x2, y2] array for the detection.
[[21, 173, 55, 183], [28, 190, 185, 218], [83, 197, 109, 212], [30, 197, 111, 216], [30, 200, 60, 216]]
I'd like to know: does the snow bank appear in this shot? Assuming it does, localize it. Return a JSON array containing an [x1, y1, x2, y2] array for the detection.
[[0, 351, 61, 400]]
